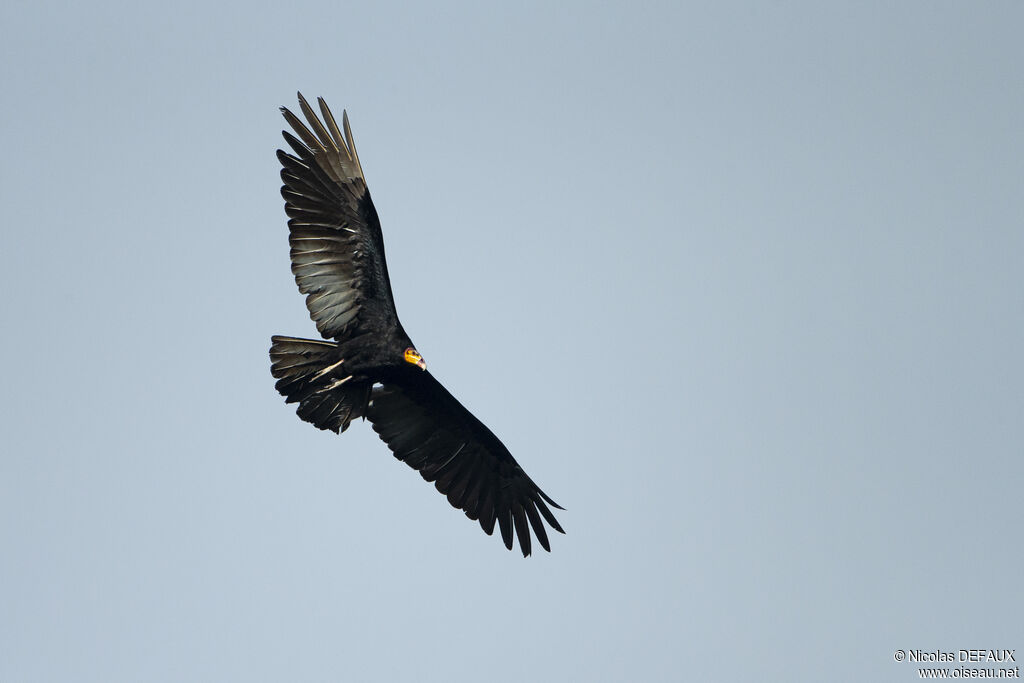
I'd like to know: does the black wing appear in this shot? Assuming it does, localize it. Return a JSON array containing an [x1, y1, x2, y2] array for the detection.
[[367, 371, 565, 557], [277, 93, 401, 341]]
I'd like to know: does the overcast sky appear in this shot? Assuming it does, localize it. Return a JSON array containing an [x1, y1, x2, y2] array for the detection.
[[2, 2, 1021, 681]]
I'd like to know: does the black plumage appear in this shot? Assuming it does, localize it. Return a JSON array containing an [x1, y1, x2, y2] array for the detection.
[[269, 94, 564, 556]]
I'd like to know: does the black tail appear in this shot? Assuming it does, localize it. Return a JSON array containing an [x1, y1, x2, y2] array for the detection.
[[269, 336, 372, 433]]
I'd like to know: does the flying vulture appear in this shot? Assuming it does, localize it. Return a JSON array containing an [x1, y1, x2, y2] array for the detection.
[[269, 94, 564, 556]]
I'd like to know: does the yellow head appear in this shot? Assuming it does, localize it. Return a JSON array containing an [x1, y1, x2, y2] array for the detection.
[[403, 347, 426, 370]]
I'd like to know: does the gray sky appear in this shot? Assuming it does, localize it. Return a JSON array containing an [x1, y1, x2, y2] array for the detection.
[[2, 2, 1021, 681]]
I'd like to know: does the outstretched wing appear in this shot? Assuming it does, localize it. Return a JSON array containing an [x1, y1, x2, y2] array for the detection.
[[367, 371, 564, 557], [277, 93, 401, 341]]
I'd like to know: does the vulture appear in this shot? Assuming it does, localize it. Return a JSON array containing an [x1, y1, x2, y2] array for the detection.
[[269, 94, 564, 556]]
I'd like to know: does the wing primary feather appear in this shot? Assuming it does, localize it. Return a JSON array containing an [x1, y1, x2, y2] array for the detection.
[[512, 504, 531, 557], [524, 503, 551, 552], [281, 107, 323, 153], [537, 488, 565, 511], [298, 92, 338, 153], [342, 110, 364, 179], [533, 497, 565, 534], [497, 507, 513, 551], [318, 98, 348, 157], [478, 485, 497, 535]]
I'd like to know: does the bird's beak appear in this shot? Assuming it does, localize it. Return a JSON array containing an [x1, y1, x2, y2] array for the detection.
[[404, 348, 426, 370]]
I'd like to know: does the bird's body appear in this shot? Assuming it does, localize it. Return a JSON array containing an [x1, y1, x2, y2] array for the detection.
[[270, 94, 564, 556]]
